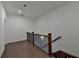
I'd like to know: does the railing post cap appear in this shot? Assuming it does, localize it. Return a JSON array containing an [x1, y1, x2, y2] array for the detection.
[[48, 33, 52, 35], [32, 32, 34, 33]]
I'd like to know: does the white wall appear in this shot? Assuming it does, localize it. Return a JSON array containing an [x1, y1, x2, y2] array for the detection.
[[4, 15, 35, 44], [36, 2, 79, 57], [0, 2, 6, 57]]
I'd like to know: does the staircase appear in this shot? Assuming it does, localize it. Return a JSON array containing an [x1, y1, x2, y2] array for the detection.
[[52, 50, 77, 58]]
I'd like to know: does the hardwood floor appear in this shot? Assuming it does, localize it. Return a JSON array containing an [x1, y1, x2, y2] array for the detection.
[[2, 40, 48, 58]]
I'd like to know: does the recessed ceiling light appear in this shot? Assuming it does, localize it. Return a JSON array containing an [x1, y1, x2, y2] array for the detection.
[[18, 9, 24, 16], [18, 9, 22, 14]]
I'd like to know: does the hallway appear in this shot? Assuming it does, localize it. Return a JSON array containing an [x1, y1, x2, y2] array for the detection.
[[2, 40, 48, 58], [0, 1, 79, 58]]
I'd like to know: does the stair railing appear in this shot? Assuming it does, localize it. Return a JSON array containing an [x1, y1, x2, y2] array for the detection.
[[27, 32, 61, 57]]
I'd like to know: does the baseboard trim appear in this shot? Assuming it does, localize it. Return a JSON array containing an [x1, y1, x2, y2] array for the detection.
[[5, 38, 27, 45], [5, 39, 27, 46]]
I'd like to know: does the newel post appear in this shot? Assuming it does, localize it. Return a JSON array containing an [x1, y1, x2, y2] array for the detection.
[[27, 32, 28, 40], [32, 32, 34, 45], [48, 33, 52, 57]]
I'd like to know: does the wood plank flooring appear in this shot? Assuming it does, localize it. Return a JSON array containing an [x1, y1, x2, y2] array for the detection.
[[2, 40, 48, 58]]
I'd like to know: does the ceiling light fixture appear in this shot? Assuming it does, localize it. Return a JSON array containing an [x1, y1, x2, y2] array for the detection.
[[18, 9, 22, 14], [18, 9, 24, 16], [18, 4, 27, 16]]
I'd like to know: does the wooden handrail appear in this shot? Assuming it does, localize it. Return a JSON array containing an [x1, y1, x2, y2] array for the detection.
[[40, 36, 62, 49]]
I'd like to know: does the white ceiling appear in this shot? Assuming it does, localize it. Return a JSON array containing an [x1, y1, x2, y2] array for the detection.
[[2, 1, 70, 20]]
